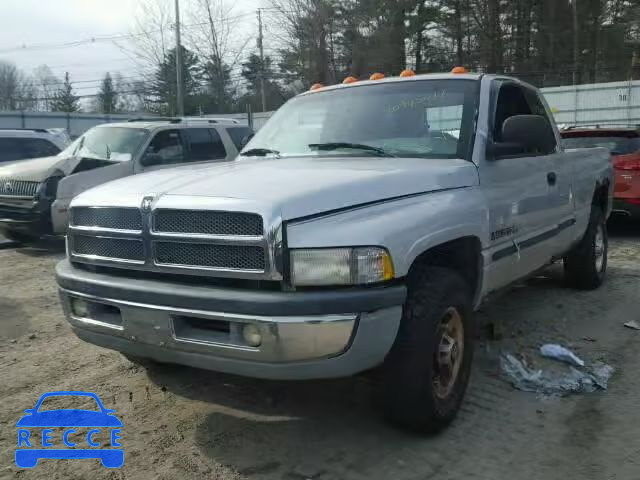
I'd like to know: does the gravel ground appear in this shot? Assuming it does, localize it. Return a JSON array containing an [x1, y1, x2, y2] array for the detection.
[[1, 219, 640, 480]]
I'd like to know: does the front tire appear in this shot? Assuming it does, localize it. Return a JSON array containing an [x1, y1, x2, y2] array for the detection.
[[564, 207, 607, 290], [380, 266, 474, 433]]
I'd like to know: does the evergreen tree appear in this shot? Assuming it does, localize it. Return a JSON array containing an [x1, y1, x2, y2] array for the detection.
[[50, 72, 80, 112], [97, 72, 118, 114], [240, 53, 285, 111], [149, 46, 202, 115]]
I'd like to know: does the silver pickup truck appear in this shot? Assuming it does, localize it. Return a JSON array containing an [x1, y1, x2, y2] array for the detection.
[[55, 71, 612, 433]]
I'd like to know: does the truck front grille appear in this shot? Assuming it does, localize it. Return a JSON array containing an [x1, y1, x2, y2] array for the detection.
[[0, 178, 40, 197], [71, 235, 145, 262], [153, 209, 263, 236], [68, 206, 273, 277], [154, 242, 265, 271], [72, 207, 143, 231]]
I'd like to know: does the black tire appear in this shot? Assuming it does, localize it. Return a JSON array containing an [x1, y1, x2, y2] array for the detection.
[[2, 229, 38, 244], [564, 207, 607, 290], [380, 266, 474, 434]]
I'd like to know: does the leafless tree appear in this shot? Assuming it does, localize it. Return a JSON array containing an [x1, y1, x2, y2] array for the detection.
[[0, 61, 37, 111], [184, 0, 248, 107], [117, 0, 174, 79], [32, 65, 60, 111]]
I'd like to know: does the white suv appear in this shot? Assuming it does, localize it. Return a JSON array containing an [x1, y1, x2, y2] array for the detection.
[[0, 119, 253, 242], [0, 128, 70, 164]]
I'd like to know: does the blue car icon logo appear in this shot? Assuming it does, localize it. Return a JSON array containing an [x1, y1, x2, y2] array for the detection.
[[16, 391, 123, 468]]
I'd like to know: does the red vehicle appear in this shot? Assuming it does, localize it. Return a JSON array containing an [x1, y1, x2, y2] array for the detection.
[[562, 126, 640, 218]]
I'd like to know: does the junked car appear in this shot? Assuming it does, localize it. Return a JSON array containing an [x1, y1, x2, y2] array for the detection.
[[0, 118, 252, 243], [0, 128, 69, 164], [56, 69, 612, 433]]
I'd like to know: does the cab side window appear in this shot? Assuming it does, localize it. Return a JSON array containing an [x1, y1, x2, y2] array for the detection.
[[492, 84, 532, 142], [184, 128, 227, 162], [146, 130, 185, 165], [524, 90, 558, 154]]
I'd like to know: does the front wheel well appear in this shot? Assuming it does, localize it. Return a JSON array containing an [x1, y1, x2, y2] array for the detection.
[[408, 237, 482, 303]]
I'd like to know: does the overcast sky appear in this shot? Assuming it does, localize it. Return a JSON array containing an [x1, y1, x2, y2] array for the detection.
[[0, 0, 264, 95]]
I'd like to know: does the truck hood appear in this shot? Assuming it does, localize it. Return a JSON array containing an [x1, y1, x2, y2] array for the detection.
[[0, 155, 75, 182], [73, 156, 479, 220]]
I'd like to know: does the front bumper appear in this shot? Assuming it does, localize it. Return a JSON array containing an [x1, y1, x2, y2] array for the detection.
[[56, 259, 406, 380], [0, 196, 51, 235]]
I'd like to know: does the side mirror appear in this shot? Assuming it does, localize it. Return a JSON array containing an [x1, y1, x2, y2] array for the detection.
[[141, 152, 163, 167], [490, 114, 556, 159], [240, 133, 255, 149]]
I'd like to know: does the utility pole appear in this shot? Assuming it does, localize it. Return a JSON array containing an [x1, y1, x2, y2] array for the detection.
[[175, 0, 185, 116], [571, 0, 578, 86], [257, 9, 267, 112]]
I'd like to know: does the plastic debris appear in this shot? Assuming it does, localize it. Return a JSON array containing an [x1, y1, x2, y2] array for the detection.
[[540, 344, 585, 367], [500, 354, 614, 396], [623, 320, 640, 330]]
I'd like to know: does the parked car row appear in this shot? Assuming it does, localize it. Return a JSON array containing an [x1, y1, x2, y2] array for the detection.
[[47, 69, 613, 433], [0, 118, 252, 243]]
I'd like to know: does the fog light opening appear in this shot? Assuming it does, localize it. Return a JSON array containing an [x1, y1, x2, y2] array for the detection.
[[71, 298, 90, 317], [242, 324, 262, 347]]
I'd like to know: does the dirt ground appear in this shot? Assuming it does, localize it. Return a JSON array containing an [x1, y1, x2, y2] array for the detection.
[[2, 219, 640, 480]]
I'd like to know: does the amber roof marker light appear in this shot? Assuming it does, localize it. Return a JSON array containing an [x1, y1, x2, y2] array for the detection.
[[451, 66, 468, 74], [343, 76, 358, 84], [309, 83, 325, 91], [369, 73, 385, 80], [399, 69, 416, 78]]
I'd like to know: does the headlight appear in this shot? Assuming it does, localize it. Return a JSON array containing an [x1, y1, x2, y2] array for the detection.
[[290, 247, 394, 286]]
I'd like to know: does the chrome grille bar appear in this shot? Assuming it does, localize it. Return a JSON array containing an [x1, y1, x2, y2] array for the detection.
[[68, 204, 276, 279], [153, 209, 263, 236], [71, 207, 143, 232], [0, 178, 40, 197], [70, 234, 145, 263], [154, 241, 266, 271]]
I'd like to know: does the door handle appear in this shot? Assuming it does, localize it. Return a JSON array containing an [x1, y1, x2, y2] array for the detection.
[[547, 172, 557, 185]]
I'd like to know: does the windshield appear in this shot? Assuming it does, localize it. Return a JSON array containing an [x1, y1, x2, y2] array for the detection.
[[60, 126, 149, 161], [244, 79, 479, 160], [562, 135, 640, 155]]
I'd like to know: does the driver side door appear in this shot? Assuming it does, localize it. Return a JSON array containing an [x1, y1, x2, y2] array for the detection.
[[481, 81, 561, 291]]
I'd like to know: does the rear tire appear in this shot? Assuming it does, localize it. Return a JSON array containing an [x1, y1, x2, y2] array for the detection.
[[380, 266, 474, 434], [564, 207, 607, 290]]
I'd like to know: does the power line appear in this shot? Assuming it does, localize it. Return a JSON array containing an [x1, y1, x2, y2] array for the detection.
[[0, 11, 258, 55]]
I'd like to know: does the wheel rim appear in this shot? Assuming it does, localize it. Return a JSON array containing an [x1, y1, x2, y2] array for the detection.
[[594, 223, 605, 272], [433, 307, 465, 399]]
